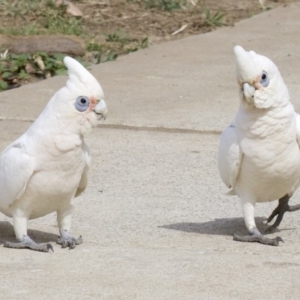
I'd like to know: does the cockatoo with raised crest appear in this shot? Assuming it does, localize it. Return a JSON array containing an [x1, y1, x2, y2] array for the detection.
[[0, 57, 107, 252], [218, 46, 300, 246]]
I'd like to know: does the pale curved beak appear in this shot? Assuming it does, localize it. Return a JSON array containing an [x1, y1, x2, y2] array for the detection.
[[243, 83, 255, 103], [94, 99, 108, 120]]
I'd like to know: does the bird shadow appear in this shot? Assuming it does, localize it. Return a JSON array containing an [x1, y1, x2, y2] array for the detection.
[[159, 217, 281, 236], [0, 221, 58, 243]]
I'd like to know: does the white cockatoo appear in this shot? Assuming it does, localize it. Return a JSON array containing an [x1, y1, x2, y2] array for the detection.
[[0, 57, 107, 252], [218, 46, 300, 246]]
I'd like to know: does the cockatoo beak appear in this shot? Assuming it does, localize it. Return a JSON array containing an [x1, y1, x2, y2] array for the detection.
[[242, 82, 256, 104], [234, 45, 260, 105], [94, 99, 108, 120]]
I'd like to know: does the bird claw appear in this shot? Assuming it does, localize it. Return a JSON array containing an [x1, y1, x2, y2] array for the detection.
[[46, 243, 54, 252], [2, 235, 53, 252], [57, 230, 82, 250], [57, 238, 75, 249], [266, 195, 300, 233], [233, 228, 283, 246]]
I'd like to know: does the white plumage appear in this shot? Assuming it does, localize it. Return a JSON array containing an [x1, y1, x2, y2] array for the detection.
[[218, 46, 300, 246], [0, 57, 107, 252]]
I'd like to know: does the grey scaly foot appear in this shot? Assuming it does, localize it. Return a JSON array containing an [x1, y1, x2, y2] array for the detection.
[[57, 229, 82, 249], [233, 227, 283, 246], [266, 194, 300, 233], [3, 235, 53, 252]]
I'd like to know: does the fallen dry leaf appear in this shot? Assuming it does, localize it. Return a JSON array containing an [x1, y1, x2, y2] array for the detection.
[[25, 63, 36, 74], [66, 2, 83, 17], [34, 56, 45, 71]]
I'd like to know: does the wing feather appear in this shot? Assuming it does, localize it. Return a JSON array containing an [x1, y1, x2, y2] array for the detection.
[[218, 123, 242, 194], [0, 141, 35, 208], [75, 141, 91, 198], [295, 113, 300, 147]]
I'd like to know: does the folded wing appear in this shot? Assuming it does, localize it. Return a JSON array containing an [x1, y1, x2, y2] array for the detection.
[[0, 141, 35, 209], [218, 123, 242, 195], [75, 141, 91, 198]]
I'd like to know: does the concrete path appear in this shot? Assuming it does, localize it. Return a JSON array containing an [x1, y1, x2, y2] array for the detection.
[[1, 2, 300, 299]]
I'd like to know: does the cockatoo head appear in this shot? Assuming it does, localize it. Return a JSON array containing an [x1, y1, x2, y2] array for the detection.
[[47, 56, 108, 135], [234, 45, 289, 109]]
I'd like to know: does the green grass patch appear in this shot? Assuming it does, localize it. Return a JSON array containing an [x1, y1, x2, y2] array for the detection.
[[0, 51, 70, 91], [142, 0, 185, 11], [87, 32, 148, 64], [204, 8, 227, 27], [0, 1, 151, 91], [0, 0, 84, 36]]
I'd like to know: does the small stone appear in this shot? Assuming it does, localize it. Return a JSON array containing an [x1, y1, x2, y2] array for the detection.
[[0, 34, 86, 56]]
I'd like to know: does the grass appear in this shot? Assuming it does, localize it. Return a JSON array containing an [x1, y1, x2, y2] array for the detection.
[[105, 30, 129, 44], [0, 0, 85, 36], [204, 8, 227, 27], [87, 32, 148, 64], [0, 0, 49, 17], [0, 51, 76, 91], [0, 0, 150, 91], [0, 0, 229, 91], [43, 12, 85, 36], [142, 0, 186, 11], [0, 24, 41, 36], [0, 28, 149, 90]]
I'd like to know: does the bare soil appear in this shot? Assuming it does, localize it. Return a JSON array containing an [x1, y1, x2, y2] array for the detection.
[[77, 0, 294, 45], [0, 0, 296, 50], [0, 0, 296, 90]]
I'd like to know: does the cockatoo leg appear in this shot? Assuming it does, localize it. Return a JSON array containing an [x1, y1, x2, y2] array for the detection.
[[57, 205, 82, 249], [2, 216, 53, 252], [265, 194, 300, 233], [233, 198, 283, 246], [4, 235, 53, 252]]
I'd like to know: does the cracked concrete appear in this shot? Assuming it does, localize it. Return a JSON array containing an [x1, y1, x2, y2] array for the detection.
[[1, 2, 300, 299]]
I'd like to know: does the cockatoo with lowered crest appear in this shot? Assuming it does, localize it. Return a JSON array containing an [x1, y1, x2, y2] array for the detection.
[[0, 57, 107, 252], [218, 46, 300, 246]]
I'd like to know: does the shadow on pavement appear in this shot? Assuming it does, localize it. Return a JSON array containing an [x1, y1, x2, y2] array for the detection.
[[160, 217, 273, 236], [0, 221, 58, 243]]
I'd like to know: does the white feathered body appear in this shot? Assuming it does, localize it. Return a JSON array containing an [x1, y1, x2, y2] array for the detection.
[[0, 56, 107, 245], [226, 103, 300, 203], [218, 45, 300, 237], [0, 106, 90, 219], [219, 46, 300, 209]]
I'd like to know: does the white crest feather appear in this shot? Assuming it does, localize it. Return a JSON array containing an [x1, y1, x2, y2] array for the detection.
[[63, 56, 104, 99], [234, 45, 276, 83]]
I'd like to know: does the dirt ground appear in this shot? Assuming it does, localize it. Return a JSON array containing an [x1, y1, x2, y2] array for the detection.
[[0, 0, 297, 90], [81, 0, 294, 42], [0, 0, 296, 48]]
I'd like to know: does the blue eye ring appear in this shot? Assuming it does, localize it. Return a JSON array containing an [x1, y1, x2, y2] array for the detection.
[[75, 96, 90, 112], [260, 71, 269, 87]]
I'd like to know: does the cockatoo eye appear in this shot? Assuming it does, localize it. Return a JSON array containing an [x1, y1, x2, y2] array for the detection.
[[75, 96, 90, 112], [260, 71, 269, 87]]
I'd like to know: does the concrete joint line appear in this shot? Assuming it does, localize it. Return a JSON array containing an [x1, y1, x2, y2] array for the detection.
[[0, 117, 35, 122], [0, 117, 221, 135], [97, 124, 221, 135]]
